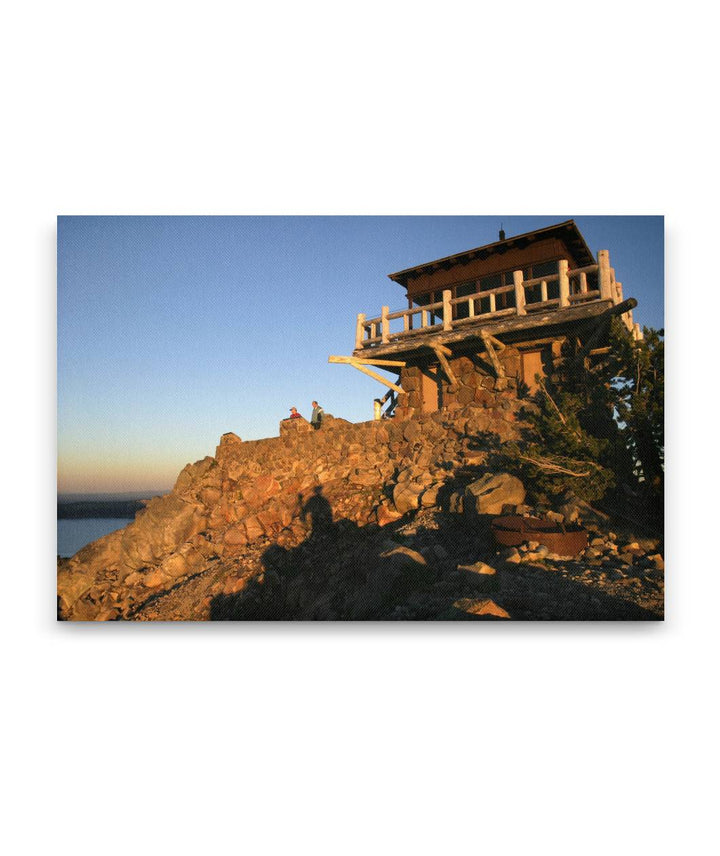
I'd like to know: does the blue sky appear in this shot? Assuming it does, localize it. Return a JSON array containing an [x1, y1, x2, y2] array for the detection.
[[57, 215, 664, 493]]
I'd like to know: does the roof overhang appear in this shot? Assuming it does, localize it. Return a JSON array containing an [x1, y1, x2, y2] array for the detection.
[[388, 220, 596, 288]]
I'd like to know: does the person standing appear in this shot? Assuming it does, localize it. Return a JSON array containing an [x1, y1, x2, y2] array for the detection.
[[310, 400, 324, 430]]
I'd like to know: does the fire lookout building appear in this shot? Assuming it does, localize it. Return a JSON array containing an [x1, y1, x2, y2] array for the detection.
[[331, 220, 641, 420]]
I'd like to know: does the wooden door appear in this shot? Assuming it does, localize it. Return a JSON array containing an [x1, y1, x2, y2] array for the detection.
[[521, 349, 545, 393], [421, 370, 440, 413]]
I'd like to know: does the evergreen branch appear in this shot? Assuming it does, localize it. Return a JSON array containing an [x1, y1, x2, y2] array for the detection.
[[537, 378, 581, 440], [518, 454, 604, 478]]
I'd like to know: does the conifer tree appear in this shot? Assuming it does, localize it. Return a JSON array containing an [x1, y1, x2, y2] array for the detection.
[[504, 319, 664, 525]]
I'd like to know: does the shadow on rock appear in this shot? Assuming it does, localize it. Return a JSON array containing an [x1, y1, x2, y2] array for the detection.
[[208, 487, 662, 622]]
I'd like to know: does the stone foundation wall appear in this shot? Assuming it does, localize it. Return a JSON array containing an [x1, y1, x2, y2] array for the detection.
[[395, 337, 568, 419]]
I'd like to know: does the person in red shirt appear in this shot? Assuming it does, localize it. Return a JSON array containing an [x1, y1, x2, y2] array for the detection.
[[288, 407, 302, 419]]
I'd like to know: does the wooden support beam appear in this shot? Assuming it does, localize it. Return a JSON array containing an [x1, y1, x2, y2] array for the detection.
[[576, 300, 638, 362], [480, 328, 506, 379], [350, 362, 403, 392], [329, 355, 406, 367], [328, 355, 403, 393], [484, 333, 505, 352], [577, 319, 610, 363], [430, 345, 459, 391]]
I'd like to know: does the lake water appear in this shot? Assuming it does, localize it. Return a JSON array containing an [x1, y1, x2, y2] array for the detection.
[[57, 518, 133, 558]]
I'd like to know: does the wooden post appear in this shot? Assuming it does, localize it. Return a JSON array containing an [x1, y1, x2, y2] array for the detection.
[[355, 313, 366, 350], [443, 289, 452, 331], [579, 272, 588, 294], [540, 280, 548, 303], [558, 259, 570, 308], [598, 250, 612, 300], [489, 292, 496, 313], [421, 309, 428, 328], [381, 305, 390, 344], [513, 270, 526, 315]]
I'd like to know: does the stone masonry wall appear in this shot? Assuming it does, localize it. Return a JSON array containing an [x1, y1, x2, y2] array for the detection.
[[395, 338, 568, 420]]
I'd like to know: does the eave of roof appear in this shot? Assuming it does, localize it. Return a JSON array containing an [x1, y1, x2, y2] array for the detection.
[[388, 220, 596, 287]]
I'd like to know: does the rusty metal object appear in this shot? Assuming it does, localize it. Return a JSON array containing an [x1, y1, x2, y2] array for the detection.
[[491, 515, 588, 556]]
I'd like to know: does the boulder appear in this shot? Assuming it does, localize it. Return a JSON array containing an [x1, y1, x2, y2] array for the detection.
[[457, 560, 497, 577], [120, 495, 206, 568], [420, 484, 440, 508], [223, 524, 248, 547], [403, 421, 422, 443], [378, 544, 435, 593], [376, 503, 403, 527], [243, 515, 265, 542], [457, 561, 498, 591], [393, 481, 424, 514], [558, 494, 609, 527], [380, 544, 427, 569], [464, 473, 525, 516], [143, 569, 173, 588], [450, 598, 511, 619]]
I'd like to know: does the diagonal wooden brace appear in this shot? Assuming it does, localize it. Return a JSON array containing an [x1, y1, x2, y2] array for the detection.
[[328, 355, 403, 393], [480, 328, 506, 379], [429, 344, 459, 391]]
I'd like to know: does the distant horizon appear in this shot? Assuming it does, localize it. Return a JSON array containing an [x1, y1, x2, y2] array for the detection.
[[57, 490, 170, 501], [58, 215, 664, 493]]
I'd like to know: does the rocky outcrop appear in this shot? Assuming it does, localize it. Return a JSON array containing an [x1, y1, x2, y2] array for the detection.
[[57, 395, 663, 622], [58, 400, 527, 620]]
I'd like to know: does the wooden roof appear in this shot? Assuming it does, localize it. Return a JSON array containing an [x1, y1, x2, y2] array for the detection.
[[388, 220, 596, 288]]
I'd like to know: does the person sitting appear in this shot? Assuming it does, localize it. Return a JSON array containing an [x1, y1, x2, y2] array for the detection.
[[287, 407, 302, 419]]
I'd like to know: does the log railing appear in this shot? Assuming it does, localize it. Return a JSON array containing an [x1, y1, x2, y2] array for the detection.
[[355, 250, 637, 349]]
